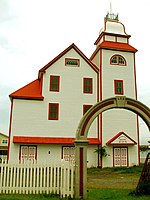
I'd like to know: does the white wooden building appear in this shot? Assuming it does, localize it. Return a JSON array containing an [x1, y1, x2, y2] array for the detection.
[[8, 13, 139, 167]]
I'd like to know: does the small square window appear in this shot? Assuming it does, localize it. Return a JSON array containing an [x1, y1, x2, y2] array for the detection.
[[114, 80, 124, 95], [83, 105, 92, 115], [48, 103, 59, 120], [2, 139, 8, 144], [50, 76, 60, 92], [83, 78, 93, 94]]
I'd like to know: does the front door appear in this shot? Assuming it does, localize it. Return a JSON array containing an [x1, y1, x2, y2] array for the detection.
[[114, 147, 128, 167]]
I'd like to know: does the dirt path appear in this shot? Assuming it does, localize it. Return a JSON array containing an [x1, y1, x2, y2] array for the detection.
[[87, 167, 141, 189]]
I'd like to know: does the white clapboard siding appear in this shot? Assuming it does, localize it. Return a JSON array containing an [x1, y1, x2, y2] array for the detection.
[[0, 159, 74, 198]]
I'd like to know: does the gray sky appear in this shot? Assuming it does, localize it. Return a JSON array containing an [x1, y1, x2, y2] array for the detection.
[[0, 0, 149, 144]]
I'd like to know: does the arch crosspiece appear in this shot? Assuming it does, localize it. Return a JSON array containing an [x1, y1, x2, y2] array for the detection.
[[74, 96, 150, 199]]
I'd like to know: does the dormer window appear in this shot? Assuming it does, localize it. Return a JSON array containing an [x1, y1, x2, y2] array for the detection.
[[65, 58, 80, 67], [110, 55, 126, 66]]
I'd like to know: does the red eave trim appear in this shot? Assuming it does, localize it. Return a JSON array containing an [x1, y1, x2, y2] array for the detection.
[[106, 132, 137, 145], [99, 41, 137, 52], [38, 43, 99, 77], [13, 136, 101, 145], [9, 79, 44, 100]]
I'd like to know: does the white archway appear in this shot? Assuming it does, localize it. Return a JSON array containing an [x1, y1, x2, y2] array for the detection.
[[74, 96, 150, 199]]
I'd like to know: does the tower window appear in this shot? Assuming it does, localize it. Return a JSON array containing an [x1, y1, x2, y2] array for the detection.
[[50, 75, 60, 92], [83, 78, 93, 94], [114, 80, 124, 95], [110, 55, 126, 66]]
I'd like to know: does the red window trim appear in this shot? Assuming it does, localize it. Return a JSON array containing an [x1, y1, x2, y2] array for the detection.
[[50, 75, 60, 92], [48, 103, 59, 120], [65, 58, 80, 67], [114, 80, 124, 95], [83, 78, 93, 94], [110, 54, 126, 66], [83, 105, 92, 115]]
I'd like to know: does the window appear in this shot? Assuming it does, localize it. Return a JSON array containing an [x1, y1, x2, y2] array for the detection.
[[65, 58, 80, 67], [62, 146, 75, 164], [20, 146, 37, 162], [50, 75, 60, 92], [83, 105, 92, 115], [83, 78, 93, 94], [48, 103, 59, 120], [110, 55, 126, 66], [114, 80, 124, 95], [2, 139, 8, 144]]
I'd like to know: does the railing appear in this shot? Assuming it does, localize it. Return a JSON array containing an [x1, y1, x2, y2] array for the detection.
[[0, 159, 74, 198]]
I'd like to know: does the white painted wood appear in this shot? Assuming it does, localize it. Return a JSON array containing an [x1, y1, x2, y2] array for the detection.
[[0, 159, 74, 198]]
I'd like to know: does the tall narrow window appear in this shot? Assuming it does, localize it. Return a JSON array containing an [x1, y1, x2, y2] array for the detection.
[[114, 80, 124, 95], [83, 105, 92, 115], [83, 78, 93, 94], [48, 103, 59, 120], [50, 75, 60, 92]]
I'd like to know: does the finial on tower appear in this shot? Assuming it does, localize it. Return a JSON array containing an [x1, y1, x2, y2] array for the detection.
[[105, 1, 119, 21]]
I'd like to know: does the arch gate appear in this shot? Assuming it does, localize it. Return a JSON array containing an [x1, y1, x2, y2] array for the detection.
[[74, 96, 150, 199]]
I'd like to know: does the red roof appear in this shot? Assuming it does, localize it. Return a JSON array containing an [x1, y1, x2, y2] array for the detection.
[[13, 136, 101, 145], [106, 132, 137, 145], [99, 41, 137, 52], [9, 79, 44, 100]]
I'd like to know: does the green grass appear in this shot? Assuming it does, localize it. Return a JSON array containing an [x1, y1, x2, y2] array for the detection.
[[87, 188, 150, 200], [0, 190, 150, 200], [0, 194, 60, 200]]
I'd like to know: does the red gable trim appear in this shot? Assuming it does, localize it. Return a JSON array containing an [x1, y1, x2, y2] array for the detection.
[[13, 136, 101, 145], [99, 41, 137, 52], [9, 79, 44, 100], [106, 132, 137, 145], [38, 43, 99, 78]]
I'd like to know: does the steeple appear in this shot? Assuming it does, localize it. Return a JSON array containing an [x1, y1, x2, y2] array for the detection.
[[105, 1, 119, 21]]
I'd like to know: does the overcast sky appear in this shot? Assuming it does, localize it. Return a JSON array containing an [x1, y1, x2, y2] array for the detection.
[[0, 0, 149, 144]]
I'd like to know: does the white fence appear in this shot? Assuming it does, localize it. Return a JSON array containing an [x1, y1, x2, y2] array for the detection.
[[0, 160, 74, 198]]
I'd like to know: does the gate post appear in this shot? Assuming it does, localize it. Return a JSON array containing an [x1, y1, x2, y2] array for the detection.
[[74, 140, 89, 199]]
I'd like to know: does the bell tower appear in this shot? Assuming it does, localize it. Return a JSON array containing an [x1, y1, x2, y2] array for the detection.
[[90, 10, 139, 168]]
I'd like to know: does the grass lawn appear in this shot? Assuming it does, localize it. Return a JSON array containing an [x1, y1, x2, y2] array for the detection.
[[0, 165, 149, 200]]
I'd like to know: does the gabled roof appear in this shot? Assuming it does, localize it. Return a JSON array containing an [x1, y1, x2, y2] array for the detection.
[[0, 132, 8, 138], [13, 136, 101, 145], [106, 132, 137, 145], [38, 43, 99, 78], [10, 43, 99, 100], [9, 79, 44, 100]]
